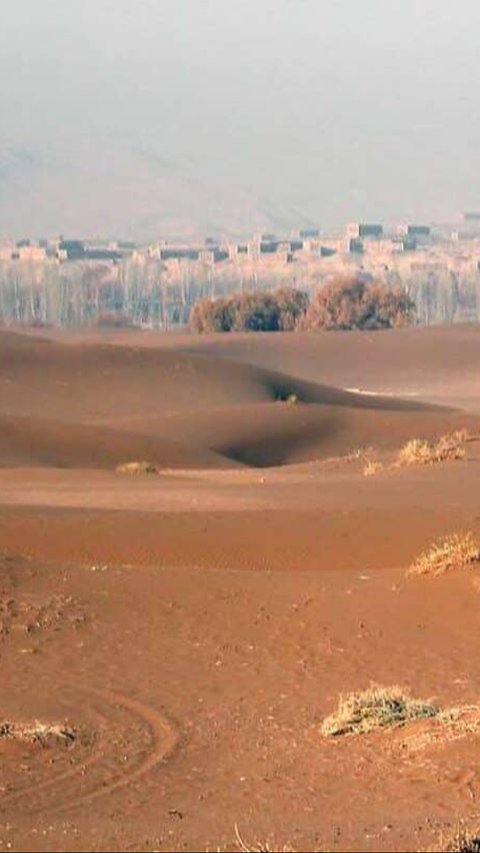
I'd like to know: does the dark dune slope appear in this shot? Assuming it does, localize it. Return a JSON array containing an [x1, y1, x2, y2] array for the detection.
[[1, 329, 477, 470], [0, 414, 231, 470]]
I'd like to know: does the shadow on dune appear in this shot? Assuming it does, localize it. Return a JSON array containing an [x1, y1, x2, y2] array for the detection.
[[0, 329, 475, 471]]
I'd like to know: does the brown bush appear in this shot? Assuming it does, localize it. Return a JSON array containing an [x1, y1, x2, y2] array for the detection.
[[189, 287, 308, 333], [303, 275, 415, 330], [272, 287, 310, 331], [189, 296, 236, 333]]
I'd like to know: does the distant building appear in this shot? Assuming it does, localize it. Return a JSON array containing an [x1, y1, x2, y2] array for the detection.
[[160, 247, 200, 261], [399, 237, 418, 252], [83, 248, 123, 262], [289, 239, 304, 253], [298, 228, 320, 239], [0, 244, 47, 262], [260, 240, 279, 254], [346, 223, 383, 239], [18, 245, 48, 262], [213, 248, 229, 262], [348, 238, 364, 254], [254, 232, 277, 243], [397, 224, 431, 238], [58, 240, 85, 260]]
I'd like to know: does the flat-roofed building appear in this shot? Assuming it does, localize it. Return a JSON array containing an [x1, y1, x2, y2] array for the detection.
[[346, 223, 383, 239], [397, 224, 431, 238]]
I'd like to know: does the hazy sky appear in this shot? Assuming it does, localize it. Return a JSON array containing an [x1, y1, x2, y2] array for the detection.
[[1, 0, 480, 231]]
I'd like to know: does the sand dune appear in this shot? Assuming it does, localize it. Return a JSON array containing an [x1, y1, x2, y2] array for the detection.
[[2, 324, 480, 853], [1, 326, 434, 421], [34, 323, 480, 406], [0, 413, 231, 470], [2, 328, 475, 470]]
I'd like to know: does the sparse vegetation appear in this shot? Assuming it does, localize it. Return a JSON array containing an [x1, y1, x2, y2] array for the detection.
[[397, 431, 468, 467], [116, 461, 159, 475], [234, 825, 295, 853], [363, 460, 383, 477], [0, 721, 77, 747], [276, 392, 298, 405], [433, 825, 480, 852], [321, 685, 438, 737], [302, 275, 414, 331], [408, 533, 480, 577], [398, 705, 480, 754]]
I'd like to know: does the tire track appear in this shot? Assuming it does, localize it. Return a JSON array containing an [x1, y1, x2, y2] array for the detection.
[[0, 685, 180, 815]]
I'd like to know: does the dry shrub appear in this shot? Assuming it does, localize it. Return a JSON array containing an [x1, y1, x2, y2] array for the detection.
[[302, 275, 414, 331], [0, 721, 76, 747], [116, 461, 159, 475], [278, 393, 298, 405], [234, 825, 295, 853], [190, 287, 308, 333], [344, 446, 375, 462], [363, 460, 383, 477], [408, 533, 480, 577], [399, 705, 480, 753], [433, 825, 480, 852], [397, 431, 467, 467], [321, 685, 438, 737], [397, 438, 437, 466]]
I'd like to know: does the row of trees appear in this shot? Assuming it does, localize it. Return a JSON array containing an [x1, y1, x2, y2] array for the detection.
[[0, 258, 478, 328], [190, 277, 415, 333]]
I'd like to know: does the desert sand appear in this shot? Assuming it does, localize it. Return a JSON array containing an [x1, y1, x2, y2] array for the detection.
[[2, 324, 480, 852]]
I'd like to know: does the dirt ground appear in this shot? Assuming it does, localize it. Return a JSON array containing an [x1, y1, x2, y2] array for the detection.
[[2, 324, 480, 852]]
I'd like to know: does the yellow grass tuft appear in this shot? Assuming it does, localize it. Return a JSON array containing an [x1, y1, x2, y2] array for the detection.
[[397, 431, 467, 467], [234, 825, 295, 853], [321, 685, 438, 737], [116, 460, 159, 475], [285, 393, 298, 405], [431, 825, 480, 852], [398, 705, 480, 754], [363, 460, 383, 477], [0, 721, 76, 747], [408, 533, 480, 577]]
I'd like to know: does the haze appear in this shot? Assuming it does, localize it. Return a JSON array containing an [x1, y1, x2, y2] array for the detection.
[[1, 0, 480, 238]]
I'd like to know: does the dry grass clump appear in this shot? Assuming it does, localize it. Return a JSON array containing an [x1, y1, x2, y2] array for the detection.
[[234, 825, 295, 853], [363, 460, 383, 477], [408, 533, 480, 577], [277, 392, 299, 405], [0, 721, 77, 747], [398, 705, 480, 754], [116, 460, 159, 475], [397, 431, 468, 467], [433, 825, 480, 852], [321, 685, 438, 737]]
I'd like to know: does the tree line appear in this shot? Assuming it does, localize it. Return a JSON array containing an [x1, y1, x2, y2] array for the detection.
[[190, 277, 415, 333], [0, 257, 479, 328]]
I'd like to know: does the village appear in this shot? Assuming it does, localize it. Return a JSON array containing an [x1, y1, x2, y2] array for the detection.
[[1, 215, 480, 328], [2, 214, 480, 276]]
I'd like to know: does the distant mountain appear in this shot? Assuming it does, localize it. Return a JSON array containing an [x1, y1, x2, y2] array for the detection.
[[0, 140, 313, 242]]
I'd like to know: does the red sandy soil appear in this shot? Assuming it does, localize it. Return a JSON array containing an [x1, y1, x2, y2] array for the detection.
[[1, 325, 480, 852]]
